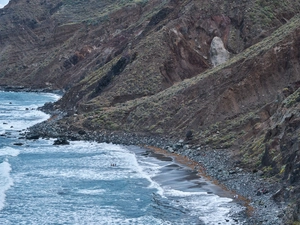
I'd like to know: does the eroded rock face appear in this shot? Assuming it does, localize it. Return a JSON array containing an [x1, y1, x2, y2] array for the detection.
[[2, 1, 299, 223], [1, 0, 299, 97], [210, 37, 230, 67]]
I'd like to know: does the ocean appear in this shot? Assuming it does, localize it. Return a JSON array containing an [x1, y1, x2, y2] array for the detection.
[[0, 91, 245, 224]]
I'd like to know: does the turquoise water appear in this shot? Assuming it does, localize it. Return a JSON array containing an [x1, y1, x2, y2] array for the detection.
[[0, 91, 244, 224]]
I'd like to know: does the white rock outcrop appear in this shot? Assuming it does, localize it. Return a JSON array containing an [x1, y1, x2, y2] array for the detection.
[[209, 36, 230, 67]]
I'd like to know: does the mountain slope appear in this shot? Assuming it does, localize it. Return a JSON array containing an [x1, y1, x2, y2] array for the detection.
[[1, 0, 300, 223]]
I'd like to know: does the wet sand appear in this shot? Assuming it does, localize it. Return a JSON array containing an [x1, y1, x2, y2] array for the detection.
[[144, 146, 253, 215], [146, 146, 235, 195]]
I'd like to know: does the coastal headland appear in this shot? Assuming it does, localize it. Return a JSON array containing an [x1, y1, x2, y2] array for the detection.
[[1, 0, 300, 223]]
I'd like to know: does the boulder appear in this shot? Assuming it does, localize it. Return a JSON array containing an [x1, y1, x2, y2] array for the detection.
[[209, 36, 230, 67], [26, 134, 40, 140], [78, 130, 86, 135], [185, 130, 193, 140], [166, 146, 174, 153], [53, 138, 70, 145]]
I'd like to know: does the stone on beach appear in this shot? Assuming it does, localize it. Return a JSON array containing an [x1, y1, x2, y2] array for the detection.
[[53, 138, 70, 145]]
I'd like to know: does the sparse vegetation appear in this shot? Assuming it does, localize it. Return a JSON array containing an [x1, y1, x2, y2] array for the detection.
[[283, 88, 300, 108], [1, 0, 300, 223]]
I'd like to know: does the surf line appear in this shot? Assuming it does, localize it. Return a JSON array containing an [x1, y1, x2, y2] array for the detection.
[[144, 145, 254, 216]]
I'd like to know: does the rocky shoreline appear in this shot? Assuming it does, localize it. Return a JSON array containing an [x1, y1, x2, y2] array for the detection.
[[24, 116, 292, 225], [0, 88, 292, 224], [0, 85, 64, 95]]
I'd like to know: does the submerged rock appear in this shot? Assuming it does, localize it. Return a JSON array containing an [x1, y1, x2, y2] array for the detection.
[[13, 142, 24, 146]]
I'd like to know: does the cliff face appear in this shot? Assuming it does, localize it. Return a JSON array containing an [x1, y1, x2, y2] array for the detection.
[[1, 0, 299, 91], [1, 0, 300, 222]]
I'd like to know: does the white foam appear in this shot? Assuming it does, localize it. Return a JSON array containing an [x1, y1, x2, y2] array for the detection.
[[38, 168, 138, 181], [28, 141, 127, 154], [170, 192, 244, 225], [1, 199, 171, 225], [165, 188, 207, 197], [69, 209, 170, 225], [126, 150, 165, 197], [40, 93, 61, 101], [131, 147, 245, 224], [26, 141, 166, 196], [0, 161, 13, 211], [0, 110, 50, 131], [0, 92, 60, 132], [0, 147, 20, 157], [77, 189, 106, 195], [66, 210, 170, 225], [137, 160, 163, 177], [16, 139, 243, 224]]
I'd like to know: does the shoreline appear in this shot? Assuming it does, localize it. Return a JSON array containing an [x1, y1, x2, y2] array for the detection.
[[13, 88, 289, 224], [0, 85, 64, 95], [145, 146, 254, 216], [140, 145, 250, 224], [25, 120, 287, 224]]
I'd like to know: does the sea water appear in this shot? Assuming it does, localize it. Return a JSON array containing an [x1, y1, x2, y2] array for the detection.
[[0, 91, 245, 224]]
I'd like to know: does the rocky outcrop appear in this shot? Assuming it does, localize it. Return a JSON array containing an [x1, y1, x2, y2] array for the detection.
[[53, 138, 70, 145], [1, 0, 299, 99], [210, 36, 230, 67], [1, 0, 300, 223], [54, 15, 300, 223]]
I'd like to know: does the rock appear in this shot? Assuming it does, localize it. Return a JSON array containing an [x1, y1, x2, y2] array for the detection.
[[26, 134, 40, 140], [78, 130, 86, 135], [185, 130, 193, 140], [183, 144, 190, 150], [13, 142, 23, 146], [229, 170, 236, 174], [277, 213, 284, 218], [53, 138, 70, 145], [258, 200, 264, 205], [236, 167, 243, 172], [166, 146, 174, 153], [174, 141, 184, 149], [257, 170, 264, 176], [209, 36, 230, 67]]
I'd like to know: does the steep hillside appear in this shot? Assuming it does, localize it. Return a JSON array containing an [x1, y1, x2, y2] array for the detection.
[[1, 0, 299, 92], [1, 0, 300, 223], [62, 14, 300, 179]]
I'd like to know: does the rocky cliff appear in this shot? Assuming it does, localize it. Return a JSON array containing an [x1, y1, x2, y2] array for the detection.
[[1, 0, 300, 223]]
